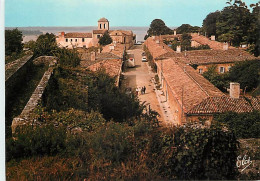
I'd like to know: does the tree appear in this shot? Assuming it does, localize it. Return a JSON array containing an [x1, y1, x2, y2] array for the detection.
[[214, 111, 260, 138], [33, 33, 58, 57], [176, 24, 200, 34], [216, 0, 252, 46], [202, 65, 229, 92], [146, 19, 173, 38], [98, 31, 112, 46], [247, 3, 260, 56], [228, 60, 260, 91], [203, 11, 221, 37], [5, 28, 23, 56]]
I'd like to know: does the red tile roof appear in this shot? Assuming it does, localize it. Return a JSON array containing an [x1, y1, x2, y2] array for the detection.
[[144, 37, 174, 59], [64, 32, 92, 38], [191, 33, 235, 50], [156, 58, 224, 112], [156, 49, 256, 65], [93, 30, 107, 34], [98, 17, 109, 22], [187, 96, 260, 114], [87, 59, 122, 78], [102, 43, 125, 58]]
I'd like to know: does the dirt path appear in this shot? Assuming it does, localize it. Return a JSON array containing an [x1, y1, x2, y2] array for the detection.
[[122, 45, 167, 125]]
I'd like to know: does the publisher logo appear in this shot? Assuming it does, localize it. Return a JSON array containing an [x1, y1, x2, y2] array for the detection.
[[236, 155, 252, 172]]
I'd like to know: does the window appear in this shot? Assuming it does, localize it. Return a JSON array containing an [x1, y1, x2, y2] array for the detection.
[[219, 67, 225, 73], [82, 38, 85, 42], [100, 24, 102, 29], [70, 39, 73, 42], [75, 39, 77, 42], [97, 35, 100, 38], [104, 24, 106, 29], [228, 66, 231, 71], [115, 33, 117, 35], [199, 69, 203, 74], [66, 38, 68, 42]]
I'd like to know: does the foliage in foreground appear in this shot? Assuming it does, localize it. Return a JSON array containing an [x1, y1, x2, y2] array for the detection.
[[214, 111, 260, 139], [6, 121, 239, 180]]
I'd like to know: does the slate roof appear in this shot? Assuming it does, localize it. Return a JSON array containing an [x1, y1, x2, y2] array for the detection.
[[64, 32, 92, 38]]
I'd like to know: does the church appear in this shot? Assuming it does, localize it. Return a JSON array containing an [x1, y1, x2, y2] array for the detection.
[[56, 18, 136, 49]]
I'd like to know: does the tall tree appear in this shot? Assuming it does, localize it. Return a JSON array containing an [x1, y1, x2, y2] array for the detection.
[[5, 28, 23, 56], [176, 24, 200, 34], [145, 19, 173, 39], [216, 0, 252, 46], [98, 31, 112, 46], [33, 33, 58, 57], [203, 11, 221, 37]]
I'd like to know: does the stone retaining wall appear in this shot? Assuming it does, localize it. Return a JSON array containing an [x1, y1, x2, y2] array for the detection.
[[5, 55, 33, 99], [11, 56, 58, 134]]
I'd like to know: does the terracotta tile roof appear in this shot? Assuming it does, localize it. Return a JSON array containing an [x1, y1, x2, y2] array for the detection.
[[64, 32, 92, 38], [80, 52, 120, 61], [93, 30, 107, 34], [156, 58, 224, 112], [191, 33, 236, 50], [102, 43, 125, 58], [87, 59, 122, 78], [109, 30, 133, 36], [156, 49, 256, 65], [187, 96, 260, 115], [98, 17, 109, 22], [144, 37, 174, 59]]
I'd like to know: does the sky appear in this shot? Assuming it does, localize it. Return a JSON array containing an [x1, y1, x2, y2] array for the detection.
[[5, 0, 259, 27]]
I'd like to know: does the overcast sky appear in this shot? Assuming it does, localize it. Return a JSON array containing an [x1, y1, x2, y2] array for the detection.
[[5, 0, 258, 27]]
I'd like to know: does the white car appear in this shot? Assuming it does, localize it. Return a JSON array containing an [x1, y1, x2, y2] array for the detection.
[[142, 56, 147, 62]]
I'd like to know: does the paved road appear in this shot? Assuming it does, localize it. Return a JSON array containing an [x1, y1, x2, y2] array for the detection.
[[122, 45, 173, 125]]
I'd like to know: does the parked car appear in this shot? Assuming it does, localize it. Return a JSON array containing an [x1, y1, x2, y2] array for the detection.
[[142, 56, 147, 62], [127, 54, 135, 67]]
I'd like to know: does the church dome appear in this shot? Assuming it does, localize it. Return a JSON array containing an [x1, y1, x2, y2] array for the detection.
[[98, 17, 109, 22]]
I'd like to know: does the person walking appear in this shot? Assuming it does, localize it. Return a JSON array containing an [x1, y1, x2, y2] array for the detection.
[[141, 87, 144, 95], [143, 86, 146, 94]]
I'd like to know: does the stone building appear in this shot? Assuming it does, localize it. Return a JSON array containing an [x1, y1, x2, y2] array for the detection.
[[144, 36, 260, 125], [56, 18, 135, 49]]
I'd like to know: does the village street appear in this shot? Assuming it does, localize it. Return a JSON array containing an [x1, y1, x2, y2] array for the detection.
[[122, 45, 175, 126]]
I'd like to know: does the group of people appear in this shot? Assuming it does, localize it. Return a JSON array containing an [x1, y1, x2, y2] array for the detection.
[[136, 86, 146, 95]]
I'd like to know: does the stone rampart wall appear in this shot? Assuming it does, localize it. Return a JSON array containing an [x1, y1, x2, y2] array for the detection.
[[5, 55, 33, 98], [11, 56, 58, 134]]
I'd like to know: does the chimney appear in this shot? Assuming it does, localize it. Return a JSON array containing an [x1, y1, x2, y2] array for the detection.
[[197, 32, 200, 35], [174, 30, 177, 36], [230, 82, 240, 99], [152, 36, 155, 40], [223, 42, 229, 50], [91, 51, 96, 61], [156, 39, 160, 44], [176, 45, 181, 53], [60, 32, 65, 37], [98, 48, 101, 53], [211, 35, 215, 41]]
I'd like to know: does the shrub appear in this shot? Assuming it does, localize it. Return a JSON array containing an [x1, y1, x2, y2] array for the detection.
[[6, 125, 67, 161], [214, 111, 260, 138]]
